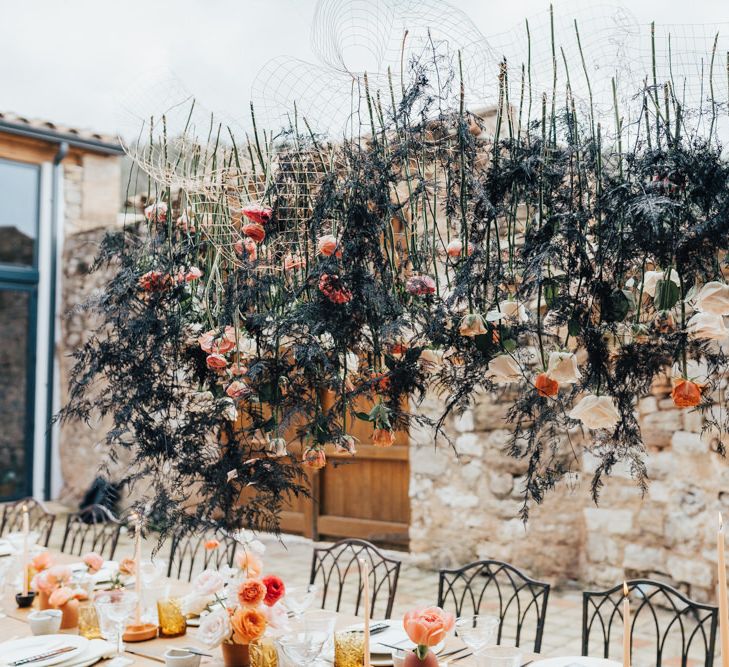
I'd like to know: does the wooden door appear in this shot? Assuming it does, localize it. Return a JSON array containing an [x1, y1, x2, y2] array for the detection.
[[279, 406, 410, 548]]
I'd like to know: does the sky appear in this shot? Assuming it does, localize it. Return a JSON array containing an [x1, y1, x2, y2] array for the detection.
[[2, 0, 729, 138]]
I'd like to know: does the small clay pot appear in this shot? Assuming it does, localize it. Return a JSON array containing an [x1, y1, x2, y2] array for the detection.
[[37, 590, 51, 610], [59, 598, 80, 630], [15, 591, 36, 608]]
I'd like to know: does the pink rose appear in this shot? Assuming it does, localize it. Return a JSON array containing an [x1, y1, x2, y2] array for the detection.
[[403, 606, 455, 648], [206, 353, 228, 370], [83, 552, 104, 574]]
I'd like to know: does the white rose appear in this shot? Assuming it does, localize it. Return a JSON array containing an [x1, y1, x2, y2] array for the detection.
[[568, 395, 620, 430], [485, 300, 528, 323], [695, 282, 729, 315], [180, 592, 212, 616], [192, 569, 225, 596], [198, 606, 232, 649], [686, 312, 728, 341], [546, 352, 580, 384], [486, 354, 523, 384], [638, 269, 679, 297]]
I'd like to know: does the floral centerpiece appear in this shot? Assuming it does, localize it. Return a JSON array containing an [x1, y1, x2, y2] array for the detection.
[[31, 563, 88, 629], [182, 536, 287, 666], [402, 606, 455, 666]]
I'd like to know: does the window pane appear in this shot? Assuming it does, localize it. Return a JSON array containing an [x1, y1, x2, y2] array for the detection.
[[0, 159, 39, 267], [0, 288, 32, 499]]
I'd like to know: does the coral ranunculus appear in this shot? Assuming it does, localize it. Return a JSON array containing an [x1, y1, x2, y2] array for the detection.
[[403, 606, 455, 648], [242, 222, 266, 243], [230, 606, 267, 644], [241, 204, 273, 225], [671, 378, 703, 408], [238, 578, 267, 607], [261, 575, 285, 606], [372, 428, 395, 447], [535, 372, 559, 397]]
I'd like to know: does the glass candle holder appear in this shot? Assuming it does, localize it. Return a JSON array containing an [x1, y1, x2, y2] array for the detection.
[[156, 597, 186, 638], [250, 639, 279, 667], [334, 629, 365, 667], [78, 602, 102, 639]]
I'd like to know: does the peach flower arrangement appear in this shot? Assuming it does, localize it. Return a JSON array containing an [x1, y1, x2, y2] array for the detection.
[[402, 606, 455, 666]]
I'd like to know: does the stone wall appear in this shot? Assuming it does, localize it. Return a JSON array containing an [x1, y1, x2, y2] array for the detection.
[[409, 376, 727, 600]]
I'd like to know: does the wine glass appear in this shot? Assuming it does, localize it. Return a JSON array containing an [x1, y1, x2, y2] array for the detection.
[[456, 614, 499, 656], [95, 590, 138, 667], [139, 559, 167, 623], [283, 583, 320, 618], [278, 609, 337, 666]]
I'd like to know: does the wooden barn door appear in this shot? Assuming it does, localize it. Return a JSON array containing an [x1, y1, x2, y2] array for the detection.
[[279, 402, 410, 548]]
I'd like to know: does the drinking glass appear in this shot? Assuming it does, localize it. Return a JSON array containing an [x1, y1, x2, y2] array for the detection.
[[78, 601, 102, 639], [283, 584, 320, 618], [95, 590, 138, 667], [250, 639, 279, 667], [456, 614, 500, 656], [157, 597, 186, 637], [474, 645, 522, 667], [278, 610, 336, 666], [334, 630, 365, 667]]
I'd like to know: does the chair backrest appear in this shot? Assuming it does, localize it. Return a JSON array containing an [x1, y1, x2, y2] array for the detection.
[[0, 497, 56, 547], [582, 579, 718, 667], [437, 559, 551, 652], [167, 531, 238, 582], [60, 504, 122, 560], [310, 538, 402, 620]]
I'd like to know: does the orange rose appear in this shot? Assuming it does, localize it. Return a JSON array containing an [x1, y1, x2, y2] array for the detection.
[[372, 428, 395, 447], [230, 606, 267, 643], [672, 378, 703, 408], [535, 372, 559, 398], [238, 578, 267, 607], [204, 539, 220, 551], [403, 606, 455, 648]]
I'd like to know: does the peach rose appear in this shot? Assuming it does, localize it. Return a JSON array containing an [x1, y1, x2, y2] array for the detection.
[[83, 552, 104, 573], [403, 606, 455, 649], [199, 330, 235, 355], [317, 234, 341, 257], [31, 571, 54, 594], [230, 606, 267, 643], [302, 447, 326, 469], [206, 353, 228, 370], [119, 558, 136, 576], [372, 428, 395, 447], [238, 578, 267, 607], [49, 586, 74, 608], [236, 551, 263, 578], [204, 539, 220, 551], [31, 551, 52, 572]]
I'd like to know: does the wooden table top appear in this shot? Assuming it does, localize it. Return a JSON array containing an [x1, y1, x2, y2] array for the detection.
[[0, 551, 513, 666]]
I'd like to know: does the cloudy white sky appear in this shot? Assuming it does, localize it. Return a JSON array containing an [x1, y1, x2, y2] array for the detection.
[[2, 0, 728, 138]]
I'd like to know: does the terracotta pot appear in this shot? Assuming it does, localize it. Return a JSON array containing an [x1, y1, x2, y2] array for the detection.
[[59, 598, 79, 630], [403, 649, 439, 667], [37, 591, 51, 610], [221, 642, 250, 667]]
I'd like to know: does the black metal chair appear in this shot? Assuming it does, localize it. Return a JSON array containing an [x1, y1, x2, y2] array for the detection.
[[310, 538, 402, 619], [437, 559, 551, 652], [582, 579, 718, 667], [60, 504, 122, 560], [0, 497, 56, 547], [167, 531, 238, 582]]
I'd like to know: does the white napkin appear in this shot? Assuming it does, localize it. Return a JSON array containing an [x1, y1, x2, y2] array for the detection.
[[62, 639, 116, 667]]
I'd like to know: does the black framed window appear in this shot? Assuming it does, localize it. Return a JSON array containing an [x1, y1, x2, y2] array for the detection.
[[0, 157, 40, 500]]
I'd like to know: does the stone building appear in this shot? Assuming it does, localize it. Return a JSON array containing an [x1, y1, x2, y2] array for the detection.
[[0, 112, 123, 505]]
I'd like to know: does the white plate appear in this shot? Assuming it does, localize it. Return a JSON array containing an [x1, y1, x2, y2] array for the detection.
[[0, 635, 89, 667], [531, 658, 622, 667]]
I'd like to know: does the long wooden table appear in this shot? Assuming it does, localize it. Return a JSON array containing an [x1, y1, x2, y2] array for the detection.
[[0, 551, 492, 666]]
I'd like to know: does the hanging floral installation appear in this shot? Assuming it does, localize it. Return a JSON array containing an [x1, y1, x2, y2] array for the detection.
[[60, 2, 729, 537]]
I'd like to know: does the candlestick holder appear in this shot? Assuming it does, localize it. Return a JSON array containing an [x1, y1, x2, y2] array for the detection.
[[15, 591, 36, 608], [122, 621, 158, 642]]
